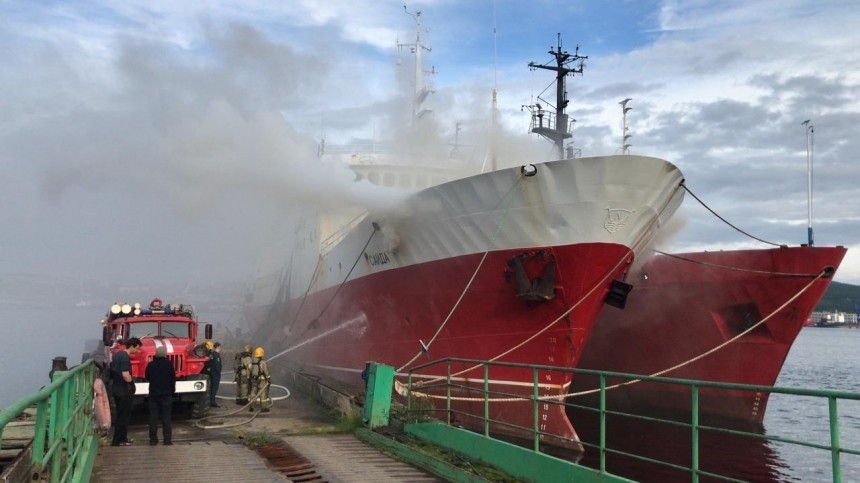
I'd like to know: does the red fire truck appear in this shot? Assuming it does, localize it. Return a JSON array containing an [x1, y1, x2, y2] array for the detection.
[[94, 298, 214, 418]]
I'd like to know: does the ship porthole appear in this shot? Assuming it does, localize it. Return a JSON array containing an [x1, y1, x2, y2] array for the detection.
[[521, 164, 537, 177]]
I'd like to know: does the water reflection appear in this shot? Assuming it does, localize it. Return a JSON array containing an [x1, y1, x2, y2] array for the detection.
[[567, 406, 791, 482]]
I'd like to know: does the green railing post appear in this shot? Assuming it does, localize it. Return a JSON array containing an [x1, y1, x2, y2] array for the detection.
[[31, 398, 49, 473], [533, 367, 539, 452], [483, 363, 489, 438], [446, 362, 451, 426], [407, 372, 412, 413], [51, 370, 70, 483], [829, 396, 841, 482], [399, 357, 860, 483], [600, 374, 606, 473], [48, 376, 62, 483], [0, 360, 98, 483], [363, 363, 394, 429], [691, 384, 699, 483]]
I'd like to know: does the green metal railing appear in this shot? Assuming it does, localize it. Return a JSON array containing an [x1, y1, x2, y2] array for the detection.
[[405, 358, 860, 482], [0, 359, 99, 483]]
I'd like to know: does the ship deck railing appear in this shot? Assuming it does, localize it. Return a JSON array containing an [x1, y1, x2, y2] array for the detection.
[[403, 358, 860, 483], [0, 359, 99, 482]]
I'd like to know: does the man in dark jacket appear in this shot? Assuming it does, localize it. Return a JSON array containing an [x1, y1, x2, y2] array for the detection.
[[110, 337, 141, 446], [209, 342, 223, 408], [145, 345, 176, 445]]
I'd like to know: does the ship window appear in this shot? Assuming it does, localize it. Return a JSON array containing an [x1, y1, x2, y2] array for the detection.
[[383, 172, 396, 187], [415, 174, 428, 188], [368, 172, 380, 185], [398, 173, 411, 188]]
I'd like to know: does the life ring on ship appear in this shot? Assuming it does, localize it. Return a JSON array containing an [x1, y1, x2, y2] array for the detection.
[[149, 298, 163, 309], [93, 378, 111, 431]]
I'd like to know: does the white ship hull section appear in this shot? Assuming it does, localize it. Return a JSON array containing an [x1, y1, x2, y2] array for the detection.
[[305, 155, 683, 296]]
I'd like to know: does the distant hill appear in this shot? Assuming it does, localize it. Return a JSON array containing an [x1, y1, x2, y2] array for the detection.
[[817, 281, 860, 314]]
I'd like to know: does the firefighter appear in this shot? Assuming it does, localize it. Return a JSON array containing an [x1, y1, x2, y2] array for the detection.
[[249, 347, 271, 413], [208, 342, 222, 408], [233, 344, 253, 405], [198, 340, 215, 390], [193, 339, 213, 359]]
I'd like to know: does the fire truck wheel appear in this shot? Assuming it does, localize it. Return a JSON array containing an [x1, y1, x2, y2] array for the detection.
[[190, 394, 210, 419]]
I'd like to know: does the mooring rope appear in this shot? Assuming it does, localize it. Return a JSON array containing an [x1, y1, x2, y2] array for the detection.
[[565, 268, 826, 399], [285, 253, 323, 335], [405, 172, 690, 389], [396, 174, 526, 372], [286, 213, 368, 335], [405, 252, 634, 391], [652, 249, 821, 277], [681, 183, 783, 247], [313, 222, 380, 322], [267, 224, 379, 364], [405, 268, 826, 402]]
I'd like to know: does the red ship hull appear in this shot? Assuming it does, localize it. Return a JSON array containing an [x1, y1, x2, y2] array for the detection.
[[571, 245, 846, 425], [250, 242, 636, 448]]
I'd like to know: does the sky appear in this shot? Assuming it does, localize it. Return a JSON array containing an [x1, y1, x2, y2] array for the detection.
[[1, 0, 859, 293]]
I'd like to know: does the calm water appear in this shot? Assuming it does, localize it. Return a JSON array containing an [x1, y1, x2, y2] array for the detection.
[[1, 308, 858, 481], [766, 328, 860, 482], [567, 328, 860, 482]]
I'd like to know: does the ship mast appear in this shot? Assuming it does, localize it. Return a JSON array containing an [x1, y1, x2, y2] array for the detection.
[[398, 7, 435, 125], [526, 34, 587, 159]]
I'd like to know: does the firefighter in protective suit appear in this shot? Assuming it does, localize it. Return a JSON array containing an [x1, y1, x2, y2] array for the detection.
[[233, 345, 253, 405], [249, 347, 271, 412]]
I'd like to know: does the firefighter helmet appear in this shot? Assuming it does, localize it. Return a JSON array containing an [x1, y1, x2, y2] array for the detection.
[[205, 340, 214, 351], [253, 347, 264, 358], [243, 344, 252, 353]]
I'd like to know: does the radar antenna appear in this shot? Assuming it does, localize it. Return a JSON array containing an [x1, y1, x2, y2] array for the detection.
[[525, 33, 587, 159]]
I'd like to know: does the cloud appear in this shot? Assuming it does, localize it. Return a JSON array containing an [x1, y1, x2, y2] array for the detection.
[[1, 0, 859, 287], [0, 15, 416, 285]]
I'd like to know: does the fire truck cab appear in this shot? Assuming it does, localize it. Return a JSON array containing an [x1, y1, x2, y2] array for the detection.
[[98, 298, 213, 418]]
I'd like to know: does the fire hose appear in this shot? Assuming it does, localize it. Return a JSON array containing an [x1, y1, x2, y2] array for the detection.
[[193, 380, 291, 429]]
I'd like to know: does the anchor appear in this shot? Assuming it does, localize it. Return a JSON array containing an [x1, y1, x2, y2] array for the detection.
[[507, 251, 557, 301]]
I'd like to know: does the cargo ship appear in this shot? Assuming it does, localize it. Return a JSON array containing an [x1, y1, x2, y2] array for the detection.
[[571, 245, 846, 426], [244, 20, 686, 448]]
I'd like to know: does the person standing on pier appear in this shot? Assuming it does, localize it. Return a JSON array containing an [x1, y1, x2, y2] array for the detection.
[[110, 337, 141, 446], [209, 342, 223, 408], [249, 347, 271, 412], [234, 344, 252, 405], [145, 346, 176, 445]]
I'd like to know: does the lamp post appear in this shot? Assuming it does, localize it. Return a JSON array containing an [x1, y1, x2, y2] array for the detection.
[[802, 120, 814, 246], [620, 98, 632, 154]]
